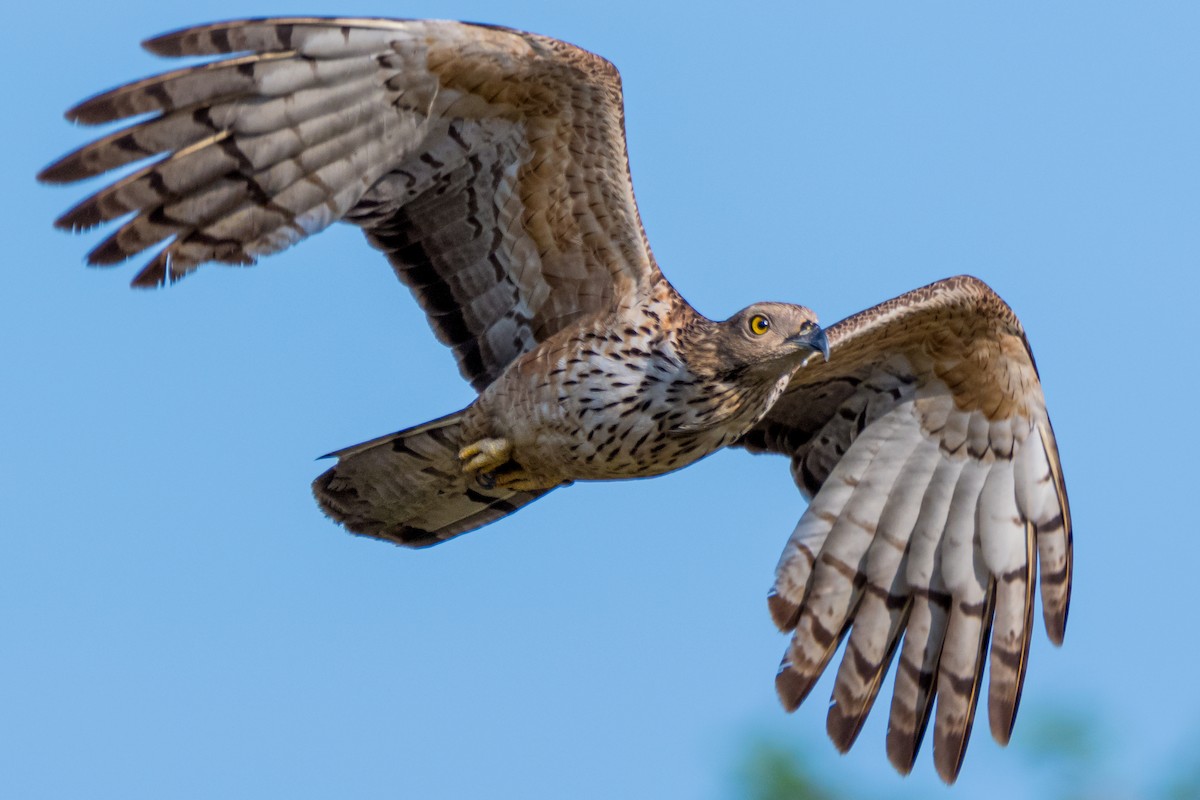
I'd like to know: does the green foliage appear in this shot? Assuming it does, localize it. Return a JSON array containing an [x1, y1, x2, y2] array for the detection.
[[731, 705, 1200, 800], [736, 740, 844, 800]]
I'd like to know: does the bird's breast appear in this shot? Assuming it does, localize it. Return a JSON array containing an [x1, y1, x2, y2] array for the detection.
[[478, 327, 785, 482]]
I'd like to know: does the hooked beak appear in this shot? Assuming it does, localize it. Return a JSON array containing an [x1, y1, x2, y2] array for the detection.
[[788, 324, 830, 367]]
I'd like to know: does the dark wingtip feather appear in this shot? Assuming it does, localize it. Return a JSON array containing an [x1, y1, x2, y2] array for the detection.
[[64, 90, 127, 126], [1045, 540, 1071, 646], [934, 725, 972, 785], [933, 720, 972, 785], [826, 703, 867, 754], [54, 197, 106, 231], [826, 647, 902, 754], [140, 19, 233, 56], [989, 687, 1023, 747], [775, 662, 817, 713], [989, 600, 1033, 746], [1038, 422, 1073, 647], [129, 251, 170, 288], [885, 731, 920, 777], [142, 30, 190, 58], [142, 17, 286, 57], [87, 236, 133, 266], [886, 689, 937, 777], [885, 735, 918, 776], [767, 589, 801, 632], [38, 157, 83, 185]]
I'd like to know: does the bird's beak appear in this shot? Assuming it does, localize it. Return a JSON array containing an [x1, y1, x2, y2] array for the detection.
[[788, 325, 830, 367]]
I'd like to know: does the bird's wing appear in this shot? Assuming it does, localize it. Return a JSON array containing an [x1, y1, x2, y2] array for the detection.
[[40, 18, 663, 391], [734, 275, 1071, 784]]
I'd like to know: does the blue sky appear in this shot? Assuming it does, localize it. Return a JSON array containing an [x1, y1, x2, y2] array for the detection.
[[5, 2, 1199, 798]]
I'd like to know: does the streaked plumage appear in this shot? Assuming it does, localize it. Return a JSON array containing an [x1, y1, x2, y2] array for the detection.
[[41, 17, 1072, 784]]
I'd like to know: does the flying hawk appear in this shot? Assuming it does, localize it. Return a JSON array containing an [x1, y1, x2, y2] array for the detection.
[[41, 18, 1072, 784]]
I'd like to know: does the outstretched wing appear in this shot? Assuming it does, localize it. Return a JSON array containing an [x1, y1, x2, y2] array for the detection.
[[735, 275, 1071, 784], [40, 17, 663, 391]]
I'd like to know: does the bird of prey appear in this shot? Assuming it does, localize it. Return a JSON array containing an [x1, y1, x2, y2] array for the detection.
[[41, 17, 1072, 784]]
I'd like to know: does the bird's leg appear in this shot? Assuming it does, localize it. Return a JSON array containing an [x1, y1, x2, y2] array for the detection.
[[459, 437, 524, 490], [459, 437, 513, 476], [492, 471, 552, 492], [458, 437, 552, 492]]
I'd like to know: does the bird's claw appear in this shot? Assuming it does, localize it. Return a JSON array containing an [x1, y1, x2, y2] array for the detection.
[[473, 467, 540, 492], [459, 437, 513, 475], [458, 438, 551, 492], [493, 472, 545, 492]]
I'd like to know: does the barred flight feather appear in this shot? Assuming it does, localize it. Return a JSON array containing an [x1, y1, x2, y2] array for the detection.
[[775, 408, 909, 708], [931, 458, 993, 781], [826, 435, 942, 752], [886, 450, 965, 774], [40, 17, 661, 389]]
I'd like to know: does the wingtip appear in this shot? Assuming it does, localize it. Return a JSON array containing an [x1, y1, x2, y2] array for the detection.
[[62, 91, 124, 127], [884, 734, 918, 777], [128, 251, 170, 288], [988, 704, 1018, 747], [932, 727, 972, 785], [141, 34, 172, 56], [63, 101, 90, 125], [53, 197, 105, 232], [1045, 607, 1069, 647], [1046, 544, 1072, 646], [885, 684, 937, 779], [140, 21, 202, 57], [767, 589, 800, 631], [37, 160, 75, 185], [87, 236, 135, 267], [935, 761, 963, 786], [825, 704, 865, 754], [775, 661, 817, 713]]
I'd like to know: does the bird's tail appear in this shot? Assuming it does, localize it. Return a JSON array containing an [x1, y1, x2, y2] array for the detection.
[[312, 409, 551, 547]]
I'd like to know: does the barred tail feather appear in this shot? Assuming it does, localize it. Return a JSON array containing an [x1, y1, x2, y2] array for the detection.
[[312, 409, 551, 547]]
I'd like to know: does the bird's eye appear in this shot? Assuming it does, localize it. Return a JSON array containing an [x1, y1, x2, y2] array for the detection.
[[748, 314, 771, 336]]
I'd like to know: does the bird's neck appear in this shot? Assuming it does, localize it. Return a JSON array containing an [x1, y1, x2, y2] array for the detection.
[[664, 311, 794, 438]]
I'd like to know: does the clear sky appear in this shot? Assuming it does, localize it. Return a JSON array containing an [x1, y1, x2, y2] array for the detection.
[[5, 2, 1198, 799]]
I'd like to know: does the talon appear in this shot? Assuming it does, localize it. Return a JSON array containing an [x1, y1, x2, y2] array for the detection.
[[494, 471, 544, 492], [458, 437, 513, 475]]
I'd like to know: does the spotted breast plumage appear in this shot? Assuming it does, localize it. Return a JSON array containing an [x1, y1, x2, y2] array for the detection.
[[41, 17, 1072, 784]]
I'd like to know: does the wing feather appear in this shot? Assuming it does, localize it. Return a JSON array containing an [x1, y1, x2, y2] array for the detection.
[[767, 410, 898, 632], [42, 17, 663, 390], [774, 409, 909, 708], [930, 458, 993, 782], [886, 452, 963, 774], [1017, 421, 1073, 643], [825, 435, 940, 752], [736, 275, 1072, 784]]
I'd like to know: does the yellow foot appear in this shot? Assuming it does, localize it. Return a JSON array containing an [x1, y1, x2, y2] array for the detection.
[[458, 437, 558, 492], [494, 471, 547, 493], [458, 437, 513, 476]]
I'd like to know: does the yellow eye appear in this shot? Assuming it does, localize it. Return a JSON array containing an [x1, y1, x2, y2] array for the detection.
[[748, 314, 771, 336]]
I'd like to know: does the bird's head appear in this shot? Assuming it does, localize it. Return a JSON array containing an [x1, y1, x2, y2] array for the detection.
[[697, 302, 830, 380]]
